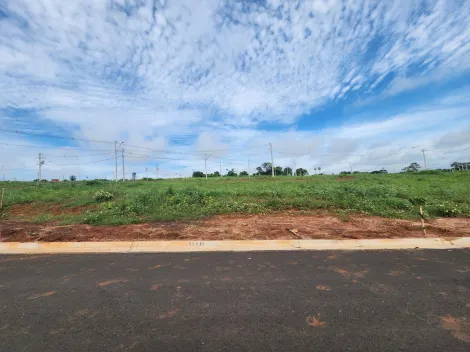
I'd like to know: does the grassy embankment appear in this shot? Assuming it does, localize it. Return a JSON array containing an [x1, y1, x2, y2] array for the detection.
[[0, 172, 469, 225]]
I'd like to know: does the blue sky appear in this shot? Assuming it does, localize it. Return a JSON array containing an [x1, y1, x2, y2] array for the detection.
[[0, 0, 470, 179]]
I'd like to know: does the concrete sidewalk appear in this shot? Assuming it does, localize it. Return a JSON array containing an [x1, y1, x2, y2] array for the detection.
[[0, 237, 469, 254]]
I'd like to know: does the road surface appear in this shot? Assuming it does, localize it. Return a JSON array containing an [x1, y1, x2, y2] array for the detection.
[[1, 249, 469, 351]]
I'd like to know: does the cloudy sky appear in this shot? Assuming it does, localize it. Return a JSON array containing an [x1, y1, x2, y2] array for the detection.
[[1, 0, 469, 180]]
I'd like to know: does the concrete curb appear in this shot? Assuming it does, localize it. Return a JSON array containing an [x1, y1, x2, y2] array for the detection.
[[0, 237, 469, 254]]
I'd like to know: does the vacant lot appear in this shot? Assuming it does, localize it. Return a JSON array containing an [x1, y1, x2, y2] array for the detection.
[[1, 172, 469, 227]]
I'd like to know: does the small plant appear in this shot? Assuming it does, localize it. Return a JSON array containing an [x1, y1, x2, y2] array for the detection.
[[85, 180, 101, 186], [165, 186, 175, 197], [434, 201, 463, 217], [94, 190, 114, 202], [338, 210, 350, 222], [409, 197, 426, 235]]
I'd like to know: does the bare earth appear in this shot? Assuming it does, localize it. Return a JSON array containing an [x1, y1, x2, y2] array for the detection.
[[1, 211, 469, 242]]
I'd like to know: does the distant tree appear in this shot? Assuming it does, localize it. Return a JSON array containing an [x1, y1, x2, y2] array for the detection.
[[239, 171, 248, 176], [340, 171, 352, 175], [132, 172, 136, 181], [274, 166, 282, 175], [213, 171, 221, 177], [69, 175, 76, 181], [451, 161, 470, 171], [318, 167, 322, 173], [261, 162, 273, 175], [402, 162, 421, 172], [283, 167, 292, 176], [296, 168, 308, 176], [226, 169, 237, 177], [192, 171, 204, 178]]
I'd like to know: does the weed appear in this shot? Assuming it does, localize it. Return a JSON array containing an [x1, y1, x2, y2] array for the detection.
[[94, 190, 114, 202]]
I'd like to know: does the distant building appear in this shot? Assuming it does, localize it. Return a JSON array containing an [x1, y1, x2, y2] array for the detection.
[[51, 179, 60, 182]]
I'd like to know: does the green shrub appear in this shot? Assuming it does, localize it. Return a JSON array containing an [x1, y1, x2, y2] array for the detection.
[[432, 201, 465, 217], [384, 198, 412, 210], [94, 190, 114, 202]]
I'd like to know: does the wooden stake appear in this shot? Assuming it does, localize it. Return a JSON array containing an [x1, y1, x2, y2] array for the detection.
[[0, 187, 4, 210], [419, 205, 426, 236]]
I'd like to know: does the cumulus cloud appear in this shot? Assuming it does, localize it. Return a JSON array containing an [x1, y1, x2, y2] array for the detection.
[[1, 0, 470, 178]]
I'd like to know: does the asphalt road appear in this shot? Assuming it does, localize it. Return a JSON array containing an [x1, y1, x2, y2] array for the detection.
[[0, 249, 469, 351]]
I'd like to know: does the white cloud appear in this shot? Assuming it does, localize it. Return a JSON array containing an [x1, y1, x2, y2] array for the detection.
[[1, 0, 470, 178], [2, 0, 470, 121]]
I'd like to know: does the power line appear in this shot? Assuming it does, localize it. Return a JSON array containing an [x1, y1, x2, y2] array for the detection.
[[0, 128, 116, 145], [209, 151, 269, 160], [0, 142, 114, 152], [42, 151, 115, 158], [1, 128, 269, 154], [2, 165, 37, 171], [196, 143, 269, 153], [124, 152, 185, 161], [48, 157, 116, 167], [122, 144, 205, 156]]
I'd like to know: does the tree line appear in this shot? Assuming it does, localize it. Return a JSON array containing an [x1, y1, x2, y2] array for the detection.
[[194, 160, 470, 178], [193, 162, 312, 178]]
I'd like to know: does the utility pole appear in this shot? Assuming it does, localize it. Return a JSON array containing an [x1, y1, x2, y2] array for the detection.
[[204, 154, 211, 179], [248, 160, 250, 178], [37, 153, 44, 185], [114, 141, 118, 182], [220, 162, 222, 177], [121, 148, 125, 181], [146, 167, 148, 180], [421, 149, 427, 170], [294, 159, 297, 176], [350, 162, 353, 173], [269, 143, 274, 178], [156, 164, 158, 178]]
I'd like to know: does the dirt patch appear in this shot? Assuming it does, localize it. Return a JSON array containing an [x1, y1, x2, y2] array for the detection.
[[8, 203, 94, 217], [306, 314, 327, 327], [28, 291, 56, 300], [1, 212, 470, 242], [441, 316, 470, 343], [337, 176, 354, 182]]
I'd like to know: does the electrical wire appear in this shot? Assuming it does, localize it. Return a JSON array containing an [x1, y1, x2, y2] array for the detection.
[[124, 152, 184, 161], [0, 128, 116, 144], [0, 142, 114, 152], [42, 151, 115, 158], [196, 143, 269, 153], [48, 157, 116, 167], [122, 144, 206, 156], [2, 165, 37, 171]]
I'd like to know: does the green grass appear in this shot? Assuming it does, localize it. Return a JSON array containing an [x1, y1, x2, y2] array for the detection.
[[1, 172, 469, 225]]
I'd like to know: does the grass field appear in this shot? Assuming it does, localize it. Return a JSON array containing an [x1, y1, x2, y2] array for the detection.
[[1, 172, 469, 226]]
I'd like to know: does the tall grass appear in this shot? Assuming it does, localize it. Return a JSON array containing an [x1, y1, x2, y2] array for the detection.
[[1, 172, 469, 225]]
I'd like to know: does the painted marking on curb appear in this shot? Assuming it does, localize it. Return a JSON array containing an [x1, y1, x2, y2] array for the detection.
[[189, 241, 205, 247]]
